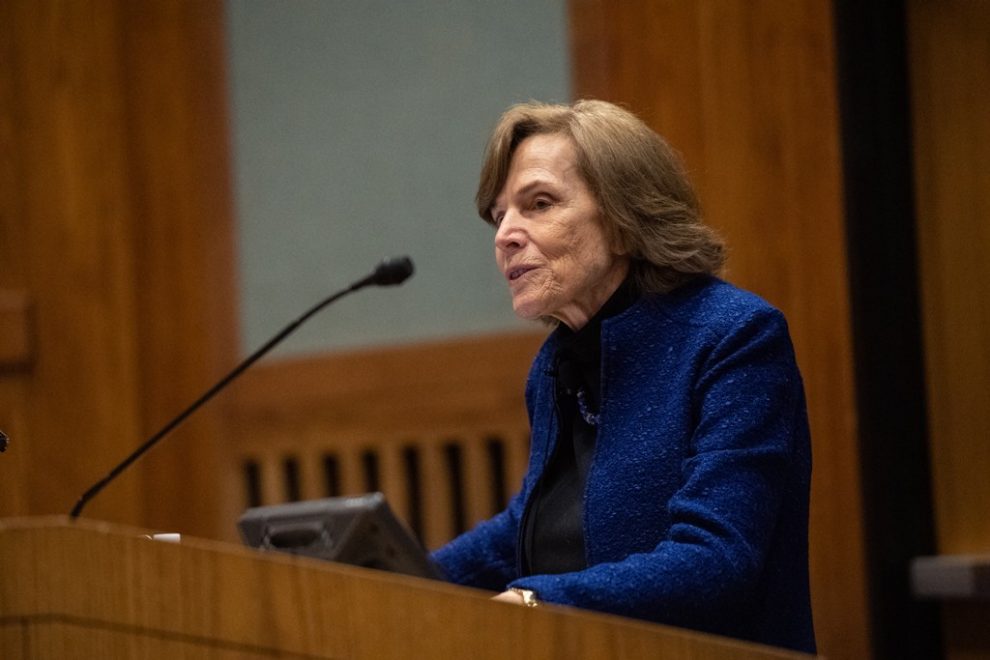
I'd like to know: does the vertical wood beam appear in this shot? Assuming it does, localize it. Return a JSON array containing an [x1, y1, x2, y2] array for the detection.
[[116, 0, 239, 539], [0, 0, 145, 525], [909, 1, 990, 657], [909, 0, 990, 561], [0, 1, 238, 539]]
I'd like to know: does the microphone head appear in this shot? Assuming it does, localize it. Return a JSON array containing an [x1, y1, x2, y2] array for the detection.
[[371, 256, 414, 286]]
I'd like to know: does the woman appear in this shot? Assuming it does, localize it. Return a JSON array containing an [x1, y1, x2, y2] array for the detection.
[[432, 100, 815, 654]]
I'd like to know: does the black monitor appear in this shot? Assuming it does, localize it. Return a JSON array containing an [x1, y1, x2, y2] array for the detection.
[[237, 492, 444, 581]]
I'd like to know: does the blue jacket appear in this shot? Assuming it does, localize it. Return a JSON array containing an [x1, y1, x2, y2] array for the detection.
[[432, 277, 815, 653]]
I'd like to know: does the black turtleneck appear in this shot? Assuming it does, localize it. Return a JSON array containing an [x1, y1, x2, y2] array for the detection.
[[522, 279, 638, 576]]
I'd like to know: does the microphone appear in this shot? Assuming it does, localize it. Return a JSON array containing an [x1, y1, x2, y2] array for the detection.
[[69, 256, 415, 520], [367, 255, 414, 286]]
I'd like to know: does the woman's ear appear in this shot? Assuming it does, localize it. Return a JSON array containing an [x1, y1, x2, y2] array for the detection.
[[609, 229, 632, 257], [597, 203, 632, 257]]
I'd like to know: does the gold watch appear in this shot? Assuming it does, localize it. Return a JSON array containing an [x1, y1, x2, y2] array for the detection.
[[509, 587, 541, 607]]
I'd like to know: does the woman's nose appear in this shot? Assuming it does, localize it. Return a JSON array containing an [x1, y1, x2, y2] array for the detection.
[[494, 212, 525, 252]]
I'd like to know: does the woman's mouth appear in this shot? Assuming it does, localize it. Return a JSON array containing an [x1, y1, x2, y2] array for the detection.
[[508, 266, 534, 282]]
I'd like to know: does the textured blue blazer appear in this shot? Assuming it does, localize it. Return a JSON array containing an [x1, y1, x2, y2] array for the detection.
[[432, 277, 815, 653]]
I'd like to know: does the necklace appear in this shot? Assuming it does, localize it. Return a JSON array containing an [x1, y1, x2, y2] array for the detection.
[[575, 388, 600, 426]]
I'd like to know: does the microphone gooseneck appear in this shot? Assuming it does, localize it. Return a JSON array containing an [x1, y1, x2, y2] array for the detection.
[[69, 256, 415, 520]]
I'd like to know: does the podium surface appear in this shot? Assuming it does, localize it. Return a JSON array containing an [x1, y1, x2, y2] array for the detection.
[[0, 518, 814, 659]]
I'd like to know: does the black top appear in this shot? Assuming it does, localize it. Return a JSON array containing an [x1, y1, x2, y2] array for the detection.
[[522, 280, 637, 575]]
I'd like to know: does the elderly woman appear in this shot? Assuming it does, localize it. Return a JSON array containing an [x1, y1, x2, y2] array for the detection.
[[432, 100, 815, 654]]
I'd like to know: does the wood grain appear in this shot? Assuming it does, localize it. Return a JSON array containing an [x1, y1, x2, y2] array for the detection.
[[0, 518, 818, 660], [0, 0, 237, 539], [908, 1, 990, 657], [227, 332, 546, 431], [0, 0, 32, 522], [0, 290, 33, 371], [0, 0, 147, 527], [225, 332, 545, 546], [909, 0, 990, 558], [116, 0, 240, 539], [569, 2, 868, 658]]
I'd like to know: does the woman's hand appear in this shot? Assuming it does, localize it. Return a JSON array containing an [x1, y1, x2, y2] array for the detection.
[[492, 589, 526, 605], [492, 588, 540, 607]]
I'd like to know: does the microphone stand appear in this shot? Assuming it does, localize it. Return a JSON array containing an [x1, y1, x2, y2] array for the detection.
[[69, 256, 413, 519]]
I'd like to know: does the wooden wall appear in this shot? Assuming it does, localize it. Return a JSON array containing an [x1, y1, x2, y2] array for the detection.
[[569, 1, 869, 658], [909, 1, 990, 657], [224, 332, 545, 548], [0, 0, 237, 539]]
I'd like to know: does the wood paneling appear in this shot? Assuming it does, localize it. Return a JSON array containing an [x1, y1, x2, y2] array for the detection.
[[117, 0, 239, 539], [569, 2, 868, 658], [0, 290, 33, 371], [225, 332, 546, 546], [909, 0, 990, 558], [0, 1, 236, 538], [1, 518, 818, 660], [228, 332, 545, 434], [909, 1, 990, 656], [0, 0, 146, 527]]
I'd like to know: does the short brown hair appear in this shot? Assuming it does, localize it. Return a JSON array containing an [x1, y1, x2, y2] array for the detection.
[[476, 100, 725, 294]]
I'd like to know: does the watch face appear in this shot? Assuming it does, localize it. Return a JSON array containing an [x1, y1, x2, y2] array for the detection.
[[512, 588, 540, 607]]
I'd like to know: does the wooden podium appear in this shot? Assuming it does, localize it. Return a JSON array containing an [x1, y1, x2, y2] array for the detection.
[[0, 518, 813, 659]]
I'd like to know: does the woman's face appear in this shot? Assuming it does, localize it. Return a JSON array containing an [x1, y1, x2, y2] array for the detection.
[[491, 134, 629, 330]]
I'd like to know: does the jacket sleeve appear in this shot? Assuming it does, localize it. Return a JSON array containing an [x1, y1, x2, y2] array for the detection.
[[429, 490, 523, 591], [429, 341, 554, 590], [506, 309, 809, 628]]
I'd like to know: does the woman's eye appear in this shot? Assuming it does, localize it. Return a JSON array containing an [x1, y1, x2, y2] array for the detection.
[[533, 197, 552, 210]]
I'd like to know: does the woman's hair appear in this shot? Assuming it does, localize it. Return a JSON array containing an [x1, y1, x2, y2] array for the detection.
[[476, 100, 725, 294]]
